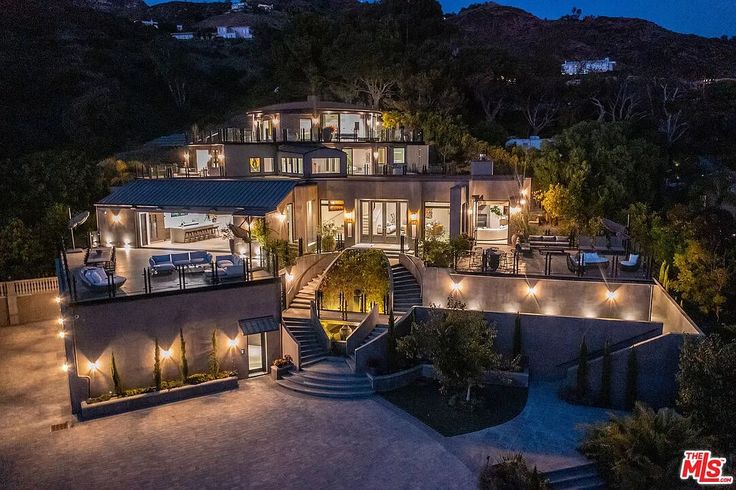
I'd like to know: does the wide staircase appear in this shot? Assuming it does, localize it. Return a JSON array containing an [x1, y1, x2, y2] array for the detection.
[[289, 274, 322, 311], [276, 357, 374, 398], [391, 263, 422, 314], [282, 316, 328, 366], [544, 462, 606, 489], [345, 326, 387, 371]]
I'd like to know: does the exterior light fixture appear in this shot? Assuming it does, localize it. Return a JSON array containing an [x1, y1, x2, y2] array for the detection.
[[87, 360, 100, 372], [409, 212, 419, 223], [61, 363, 69, 373], [510, 206, 522, 215], [285, 272, 294, 283], [112, 214, 122, 224], [54, 296, 61, 304], [58, 317, 64, 326], [161, 349, 172, 359], [607, 290, 617, 301], [451, 282, 462, 293], [527, 285, 536, 296], [228, 338, 238, 348], [521, 188, 529, 197], [277, 212, 286, 223], [520, 198, 528, 206], [344, 210, 354, 222], [58, 331, 66, 339]]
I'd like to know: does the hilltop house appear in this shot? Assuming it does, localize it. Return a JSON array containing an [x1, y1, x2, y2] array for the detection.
[[561, 58, 616, 76], [216, 25, 253, 39]]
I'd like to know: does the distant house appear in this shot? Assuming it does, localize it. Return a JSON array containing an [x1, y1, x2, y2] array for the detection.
[[561, 58, 616, 76], [140, 19, 159, 28], [171, 32, 195, 40], [257, 3, 274, 12], [231, 0, 248, 12], [216, 25, 253, 39], [505, 136, 551, 150]]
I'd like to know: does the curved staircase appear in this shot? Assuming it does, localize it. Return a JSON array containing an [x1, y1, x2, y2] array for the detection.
[[276, 357, 374, 398], [391, 263, 422, 314]]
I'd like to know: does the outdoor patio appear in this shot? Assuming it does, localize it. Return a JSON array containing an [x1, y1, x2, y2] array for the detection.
[[455, 245, 649, 282], [63, 247, 273, 302]]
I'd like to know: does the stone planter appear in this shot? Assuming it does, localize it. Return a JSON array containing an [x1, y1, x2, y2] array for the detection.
[[270, 364, 292, 380], [80, 376, 238, 420]]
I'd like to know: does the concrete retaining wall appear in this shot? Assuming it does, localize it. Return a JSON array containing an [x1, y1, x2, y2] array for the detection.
[[65, 279, 282, 412], [422, 268, 653, 322], [650, 282, 701, 334], [354, 329, 388, 374]]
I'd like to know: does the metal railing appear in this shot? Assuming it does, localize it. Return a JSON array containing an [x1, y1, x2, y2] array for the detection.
[[0, 277, 59, 297], [189, 127, 424, 145]]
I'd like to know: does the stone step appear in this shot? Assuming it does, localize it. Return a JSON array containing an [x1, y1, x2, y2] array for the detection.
[[298, 371, 369, 384], [277, 378, 374, 398], [545, 463, 606, 490], [284, 374, 371, 390], [300, 355, 327, 367]]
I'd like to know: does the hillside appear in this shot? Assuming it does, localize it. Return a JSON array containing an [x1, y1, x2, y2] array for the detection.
[[451, 2, 736, 79]]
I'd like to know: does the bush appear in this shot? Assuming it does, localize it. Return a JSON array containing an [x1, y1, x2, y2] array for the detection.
[[272, 355, 293, 368], [161, 379, 184, 390], [478, 453, 549, 489], [580, 403, 706, 489], [153, 337, 162, 391], [185, 373, 210, 385], [208, 329, 219, 376], [111, 352, 123, 396], [179, 328, 189, 380]]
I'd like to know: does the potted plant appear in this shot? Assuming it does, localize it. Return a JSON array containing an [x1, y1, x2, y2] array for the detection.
[[270, 355, 293, 380]]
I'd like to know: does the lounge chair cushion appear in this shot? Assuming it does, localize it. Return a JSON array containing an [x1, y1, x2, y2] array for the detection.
[[621, 254, 639, 266]]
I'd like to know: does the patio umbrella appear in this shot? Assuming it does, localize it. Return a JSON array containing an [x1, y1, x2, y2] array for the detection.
[[228, 223, 250, 241], [67, 210, 90, 251]]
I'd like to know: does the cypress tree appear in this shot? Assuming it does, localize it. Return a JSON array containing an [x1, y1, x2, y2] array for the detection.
[[600, 340, 612, 407], [208, 329, 219, 376], [625, 348, 638, 409], [179, 328, 189, 380], [111, 352, 123, 396], [576, 336, 588, 400], [153, 337, 162, 391], [512, 312, 523, 359]]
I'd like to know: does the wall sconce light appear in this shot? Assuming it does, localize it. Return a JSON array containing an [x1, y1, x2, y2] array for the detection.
[[344, 210, 354, 222], [372, 150, 379, 159], [58, 317, 64, 326], [87, 360, 100, 372], [451, 282, 462, 293], [228, 338, 238, 348], [58, 330, 66, 339], [112, 213, 122, 224], [510, 206, 521, 215], [521, 188, 529, 197], [527, 285, 537, 296], [61, 363, 69, 373], [277, 212, 287, 223], [606, 290, 617, 301], [285, 272, 294, 283], [55, 296, 61, 304], [161, 349, 172, 359], [520, 198, 528, 206], [409, 212, 419, 223]]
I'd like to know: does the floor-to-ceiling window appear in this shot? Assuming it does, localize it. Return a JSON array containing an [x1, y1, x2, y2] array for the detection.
[[424, 202, 450, 240], [352, 148, 373, 175], [320, 200, 344, 239], [474, 200, 509, 242]]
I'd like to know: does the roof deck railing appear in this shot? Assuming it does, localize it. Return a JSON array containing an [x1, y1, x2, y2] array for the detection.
[[189, 127, 424, 145]]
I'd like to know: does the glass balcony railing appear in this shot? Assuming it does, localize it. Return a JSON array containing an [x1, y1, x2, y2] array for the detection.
[[189, 127, 424, 145]]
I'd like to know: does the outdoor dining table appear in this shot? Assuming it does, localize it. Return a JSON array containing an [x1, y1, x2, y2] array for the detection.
[[86, 247, 112, 266]]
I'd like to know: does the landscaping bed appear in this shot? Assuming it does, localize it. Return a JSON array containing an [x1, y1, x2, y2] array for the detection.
[[81, 373, 238, 419], [380, 378, 528, 437]]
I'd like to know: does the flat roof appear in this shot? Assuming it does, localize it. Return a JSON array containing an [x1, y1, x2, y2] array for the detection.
[[96, 178, 299, 215], [248, 100, 379, 114]]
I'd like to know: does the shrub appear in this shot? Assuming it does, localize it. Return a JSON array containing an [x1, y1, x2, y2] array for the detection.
[[179, 328, 189, 380], [161, 379, 184, 390], [185, 373, 210, 385], [111, 352, 123, 396], [208, 329, 219, 376], [478, 453, 549, 490], [576, 336, 588, 400], [272, 355, 293, 368], [599, 340, 611, 407], [153, 337, 162, 391], [580, 404, 706, 489], [625, 348, 638, 409]]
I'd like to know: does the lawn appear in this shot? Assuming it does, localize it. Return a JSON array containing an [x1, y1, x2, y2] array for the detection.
[[381, 379, 528, 437]]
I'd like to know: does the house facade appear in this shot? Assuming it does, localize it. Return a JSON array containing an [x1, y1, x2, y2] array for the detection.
[[561, 57, 616, 76]]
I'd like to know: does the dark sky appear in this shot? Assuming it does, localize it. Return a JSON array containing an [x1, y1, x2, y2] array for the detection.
[[146, 0, 736, 38]]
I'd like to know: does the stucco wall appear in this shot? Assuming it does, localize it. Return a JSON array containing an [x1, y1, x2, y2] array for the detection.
[[565, 333, 686, 409], [222, 144, 277, 176], [16, 293, 60, 325], [412, 307, 662, 379], [650, 283, 701, 334], [422, 268, 653, 322], [96, 207, 137, 248], [65, 279, 282, 405]]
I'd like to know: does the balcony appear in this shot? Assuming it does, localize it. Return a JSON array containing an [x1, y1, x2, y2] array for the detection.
[[189, 127, 425, 145]]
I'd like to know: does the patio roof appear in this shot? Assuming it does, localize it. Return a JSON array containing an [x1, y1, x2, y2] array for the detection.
[[96, 178, 298, 216], [238, 316, 280, 335]]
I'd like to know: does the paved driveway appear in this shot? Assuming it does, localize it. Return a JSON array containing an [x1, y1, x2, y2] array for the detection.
[[0, 321, 611, 489]]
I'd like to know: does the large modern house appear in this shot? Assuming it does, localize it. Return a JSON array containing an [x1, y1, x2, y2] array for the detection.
[[97, 97, 530, 252]]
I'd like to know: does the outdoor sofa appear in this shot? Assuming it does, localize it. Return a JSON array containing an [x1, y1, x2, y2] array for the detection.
[[213, 254, 247, 279], [527, 235, 570, 249], [149, 251, 213, 274], [619, 254, 641, 272]]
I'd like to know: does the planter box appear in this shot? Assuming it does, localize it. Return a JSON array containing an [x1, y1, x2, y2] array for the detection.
[[80, 376, 238, 420], [270, 364, 292, 380], [369, 364, 529, 392]]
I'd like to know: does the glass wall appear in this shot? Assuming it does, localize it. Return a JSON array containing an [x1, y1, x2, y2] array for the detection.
[[280, 156, 303, 174], [247, 333, 265, 373], [424, 202, 450, 240], [359, 200, 407, 244], [312, 157, 340, 174], [320, 200, 344, 238], [352, 148, 373, 175], [474, 200, 509, 242]]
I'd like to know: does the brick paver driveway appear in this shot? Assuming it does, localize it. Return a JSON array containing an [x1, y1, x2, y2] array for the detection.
[[0, 321, 475, 489]]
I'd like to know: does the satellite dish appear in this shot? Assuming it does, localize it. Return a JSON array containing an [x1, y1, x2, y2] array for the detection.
[[228, 223, 250, 240], [68, 211, 90, 230]]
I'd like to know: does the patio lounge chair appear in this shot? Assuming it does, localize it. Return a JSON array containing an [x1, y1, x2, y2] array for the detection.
[[566, 254, 585, 274], [214, 254, 246, 279], [79, 266, 126, 290], [620, 254, 641, 272], [149, 254, 176, 274]]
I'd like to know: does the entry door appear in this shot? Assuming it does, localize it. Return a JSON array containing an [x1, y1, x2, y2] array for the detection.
[[247, 333, 266, 373], [361, 201, 402, 244]]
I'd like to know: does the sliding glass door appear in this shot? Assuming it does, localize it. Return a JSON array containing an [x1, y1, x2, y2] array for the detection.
[[359, 200, 407, 244]]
